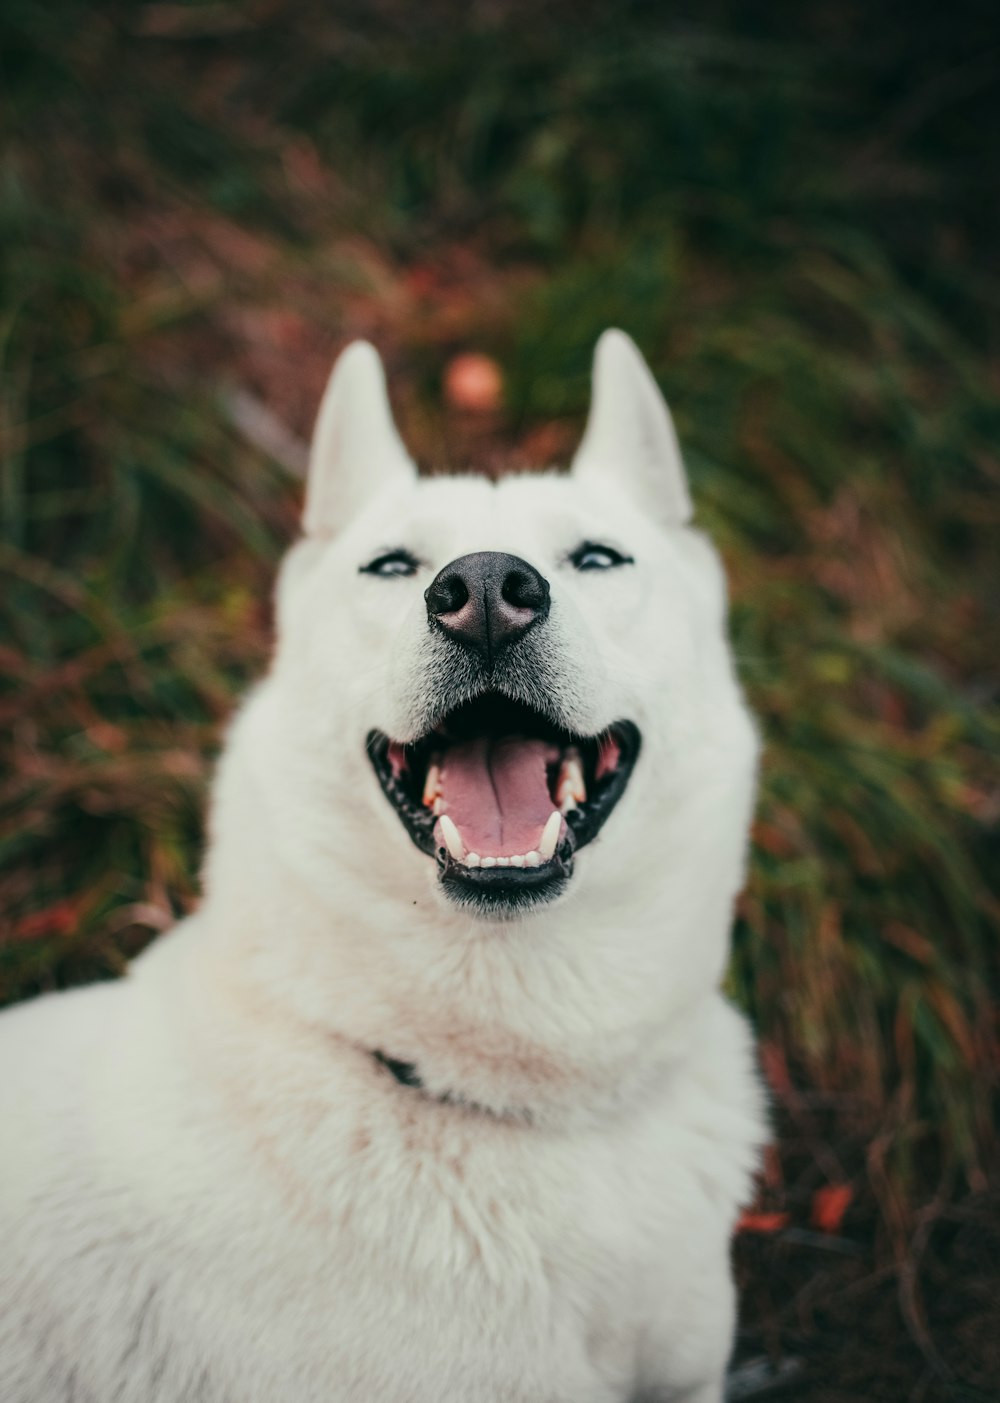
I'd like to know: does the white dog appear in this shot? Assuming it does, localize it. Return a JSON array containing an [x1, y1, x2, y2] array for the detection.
[[0, 331, 765, 1402]]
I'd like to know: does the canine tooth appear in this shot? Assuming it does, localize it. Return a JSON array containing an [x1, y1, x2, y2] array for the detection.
[[496, 857, 510, 867], [422, 763, 442, 807], [480, 856, 497, 868], [432, 797, 443, 816], [465, 853, 481, 868], [525, 851, 541, 867], [538, 811, 561, 862], [439, 814, 465, 862], [509, 855, 525, 867]]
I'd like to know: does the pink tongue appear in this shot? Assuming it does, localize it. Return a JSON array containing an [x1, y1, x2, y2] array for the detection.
[[439, 737, 555, 857]]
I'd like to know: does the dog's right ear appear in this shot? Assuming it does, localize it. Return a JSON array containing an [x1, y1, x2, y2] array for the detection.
[[303, 341, 416, 537]]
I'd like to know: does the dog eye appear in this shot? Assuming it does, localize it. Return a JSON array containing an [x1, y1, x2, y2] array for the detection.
[[568, 542, 633, 571], [360, 549, 420, 578]]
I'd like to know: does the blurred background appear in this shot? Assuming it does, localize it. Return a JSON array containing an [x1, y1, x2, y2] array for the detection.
[[1, 1, 998, 1397]]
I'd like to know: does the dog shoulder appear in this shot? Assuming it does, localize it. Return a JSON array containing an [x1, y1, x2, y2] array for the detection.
[[0, 957, 227, 1402]]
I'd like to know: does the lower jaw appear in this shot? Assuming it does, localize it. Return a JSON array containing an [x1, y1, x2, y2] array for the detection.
[[436, 844, 575, 916]]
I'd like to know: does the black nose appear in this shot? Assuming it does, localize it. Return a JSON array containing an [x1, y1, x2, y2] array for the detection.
[[425, 551, 550, 661]]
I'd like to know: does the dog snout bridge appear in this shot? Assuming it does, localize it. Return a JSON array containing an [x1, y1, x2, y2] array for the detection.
[[424, 551, 550, 663]]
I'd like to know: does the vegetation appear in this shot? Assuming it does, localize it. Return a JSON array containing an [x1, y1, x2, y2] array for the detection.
[[2, 2, 998, 1394]]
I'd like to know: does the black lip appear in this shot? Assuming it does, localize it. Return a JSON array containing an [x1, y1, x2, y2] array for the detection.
[[367, 701, 640, 913], [437, 854, 574, 915]]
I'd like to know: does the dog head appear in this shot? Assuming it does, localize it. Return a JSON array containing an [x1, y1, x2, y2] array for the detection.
[[248, 331, 757, 949]]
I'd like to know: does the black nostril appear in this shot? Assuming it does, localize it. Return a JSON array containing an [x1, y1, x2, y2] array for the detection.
[[501, 567, 549, 612], [424, 571, 469, 617]]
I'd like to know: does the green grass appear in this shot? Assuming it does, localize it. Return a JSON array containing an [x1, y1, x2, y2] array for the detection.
[[1, 0, 997, 1236]]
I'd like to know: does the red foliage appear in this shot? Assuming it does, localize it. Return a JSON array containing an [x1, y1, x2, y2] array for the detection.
[[11, 902, 78, 943], [811, 1183, 854, 1234]]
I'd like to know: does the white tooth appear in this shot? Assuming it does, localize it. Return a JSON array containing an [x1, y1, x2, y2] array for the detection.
[[496, 857, 510, 867], [432, 797, 443, 816], [480, 856, 497, 868], [556, 754, 586, 807], [509, 855, 525, 867], [422, 763, 442, 807], [439, 814, 465, 862], [525, 851, 541, 867], [465, 853, 481, 868], [538, 811, 561, 862]]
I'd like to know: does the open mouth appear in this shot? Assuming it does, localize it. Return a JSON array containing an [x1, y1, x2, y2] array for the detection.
[[367, 694, 640, 913]]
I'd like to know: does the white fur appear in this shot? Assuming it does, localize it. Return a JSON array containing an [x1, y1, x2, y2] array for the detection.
[[0, 331, 766, 1403]]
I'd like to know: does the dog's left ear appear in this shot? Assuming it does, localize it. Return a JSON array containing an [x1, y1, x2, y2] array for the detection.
[[303, 341, 416, 537], [571, 329, 692, 525]]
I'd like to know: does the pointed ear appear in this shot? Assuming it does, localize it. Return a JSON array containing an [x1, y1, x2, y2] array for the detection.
[[303, 341, 416, 537], [570, 329, 692, 525]]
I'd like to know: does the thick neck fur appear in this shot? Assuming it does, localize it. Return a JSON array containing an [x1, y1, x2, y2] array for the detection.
[[192, 676, 754, 1129]]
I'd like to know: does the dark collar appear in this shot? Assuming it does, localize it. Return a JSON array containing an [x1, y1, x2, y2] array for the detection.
[[371, 1048, 530, 1123], [372, 1049, 424, 1091]]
